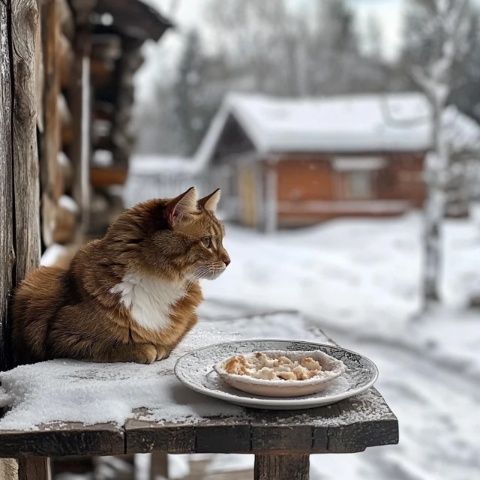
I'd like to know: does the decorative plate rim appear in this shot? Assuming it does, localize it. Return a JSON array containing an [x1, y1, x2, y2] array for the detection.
[[174, 339, 379, 408]]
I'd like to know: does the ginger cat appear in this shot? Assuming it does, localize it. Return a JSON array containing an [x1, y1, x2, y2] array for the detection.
[[12, 187, 230, 365]]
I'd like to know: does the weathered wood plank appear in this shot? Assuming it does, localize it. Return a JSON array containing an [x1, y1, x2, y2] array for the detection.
[[34, 4, 44, 134], [69, 1, 95, 235], [149, 452, 169, 480], [250, 423, 312, 454], [124, 386, 398, 455], [311, 390, 399, 453], [0, 0, 15, 372], [254, 454, 309, 480], [41, 0, 61, 195], [194, 420, 251, 453], [40, 0, 62, 248], [125, 419, 195, 454], [0, 423, 124, 458], [11, 0, 42, 281], [18, 457, 51, 480]]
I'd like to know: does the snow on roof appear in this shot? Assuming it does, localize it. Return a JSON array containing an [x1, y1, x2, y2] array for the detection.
[[129, 155, 201, 175], [194, 92, 480, 165]]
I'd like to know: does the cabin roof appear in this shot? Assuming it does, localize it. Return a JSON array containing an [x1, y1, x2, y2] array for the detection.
[[95, 0, 173, 41], [195, 92, 480, 165]]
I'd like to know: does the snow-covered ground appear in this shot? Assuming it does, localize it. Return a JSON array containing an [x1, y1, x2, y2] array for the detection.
[[196, 210, 480, 480], [202, 211, 480, 379]]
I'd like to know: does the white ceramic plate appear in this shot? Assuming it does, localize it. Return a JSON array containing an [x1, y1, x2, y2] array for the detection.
[[174, 340, 379, 410]]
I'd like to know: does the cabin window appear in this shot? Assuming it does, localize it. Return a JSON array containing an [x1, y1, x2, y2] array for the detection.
[[333, 156, 384, 200], [343, 171, 373, 199]]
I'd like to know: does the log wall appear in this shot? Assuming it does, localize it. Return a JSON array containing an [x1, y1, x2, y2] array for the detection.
[[0, 0, 171, 370], [0, 0, 86, 371]]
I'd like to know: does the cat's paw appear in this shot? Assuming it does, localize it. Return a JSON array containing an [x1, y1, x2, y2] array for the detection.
[[155, 345, 171, 361], [137, 344, 157, 364]]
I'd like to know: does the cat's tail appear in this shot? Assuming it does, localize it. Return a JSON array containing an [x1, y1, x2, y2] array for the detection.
[[11, 266, 67, 365]]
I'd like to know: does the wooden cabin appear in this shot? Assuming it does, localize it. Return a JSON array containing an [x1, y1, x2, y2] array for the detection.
[[0, 0, 171, 367], [196, 93, 480, 230]]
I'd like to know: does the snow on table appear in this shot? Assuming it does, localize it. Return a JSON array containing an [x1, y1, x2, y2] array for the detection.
[[0, 315, 398, 465], [0, 313, 326, 431]]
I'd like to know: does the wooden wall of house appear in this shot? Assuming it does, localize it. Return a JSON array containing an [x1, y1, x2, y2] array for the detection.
[[265, 152, 426, 227], [376, 153, 425, 207], [41, 0, 87, 265], [0, 0, 94, 371]]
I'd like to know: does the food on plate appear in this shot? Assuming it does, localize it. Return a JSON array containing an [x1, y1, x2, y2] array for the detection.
[[223, 352, 324, 381]]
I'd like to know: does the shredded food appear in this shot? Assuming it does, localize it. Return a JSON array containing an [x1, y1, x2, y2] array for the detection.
[[223, 352, 323, 381]]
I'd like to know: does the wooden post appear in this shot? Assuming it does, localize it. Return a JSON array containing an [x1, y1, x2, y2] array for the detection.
[[0, 0, 15, 372], [18, 457, 51, 480], [40, 0, 62, 247], [254, 454, 309, 480], [11, 0, 42, 280], [150, 452, 169, 480], [263, 157, 278, 233], [6, 1, 50, 478], [69, 0, 95, 235]]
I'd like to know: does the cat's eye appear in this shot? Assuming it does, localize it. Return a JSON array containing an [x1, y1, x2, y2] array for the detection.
[[202, 236, 213, 249]]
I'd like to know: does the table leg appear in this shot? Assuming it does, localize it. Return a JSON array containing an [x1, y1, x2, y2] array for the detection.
[[254, 454, 309, 480], [18, 457, 51, 480], [150, 452, 169, 479]]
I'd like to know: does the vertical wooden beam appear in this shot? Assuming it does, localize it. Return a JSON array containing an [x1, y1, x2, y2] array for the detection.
[[263, 157, 278, 233], [69, 0, 95, 235], [0, 0, 15, 372], [18, 457, 51, 480], [254, 454, 309, 480], [40, 0, 61, 247], [11, 0, 42, 280], [150, 452, 169, 480]]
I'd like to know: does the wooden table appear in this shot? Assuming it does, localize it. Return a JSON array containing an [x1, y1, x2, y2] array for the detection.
[[0, 315, 398, 480]]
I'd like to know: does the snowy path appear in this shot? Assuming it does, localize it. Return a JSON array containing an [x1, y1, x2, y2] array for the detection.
[[328, 330, 480, 480], [200, 299, 479, 480]]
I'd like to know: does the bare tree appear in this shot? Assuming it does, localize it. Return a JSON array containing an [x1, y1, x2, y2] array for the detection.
[[403, 0, 472, 309]]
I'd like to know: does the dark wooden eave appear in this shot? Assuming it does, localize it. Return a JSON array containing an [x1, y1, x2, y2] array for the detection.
[[95, 0, 173, 42]]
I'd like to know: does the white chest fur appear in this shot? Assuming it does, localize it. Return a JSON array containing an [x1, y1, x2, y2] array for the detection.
[[110, 272, 186, 332]]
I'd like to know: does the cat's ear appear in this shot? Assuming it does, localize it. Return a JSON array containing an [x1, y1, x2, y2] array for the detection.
[[198, 188, 221, 213], [165, 187, 198, 226]]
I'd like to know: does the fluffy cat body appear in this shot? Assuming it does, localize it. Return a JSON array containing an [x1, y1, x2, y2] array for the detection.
[[12, 187, 229, 365]]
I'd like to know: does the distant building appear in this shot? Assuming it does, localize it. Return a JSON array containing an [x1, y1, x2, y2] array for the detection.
[[195, 93, 480, 230]]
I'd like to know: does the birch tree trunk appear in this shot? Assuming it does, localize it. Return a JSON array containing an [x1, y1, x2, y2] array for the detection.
[[410, 0, 470, 312], [422, 100, 449, 307]]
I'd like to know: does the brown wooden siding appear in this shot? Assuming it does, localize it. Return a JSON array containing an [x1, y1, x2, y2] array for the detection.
[[276, 156, 334, 202], [270, 152, 426, 227]]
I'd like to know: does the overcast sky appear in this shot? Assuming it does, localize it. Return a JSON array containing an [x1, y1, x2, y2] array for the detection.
[[137, 0, 405, 101]]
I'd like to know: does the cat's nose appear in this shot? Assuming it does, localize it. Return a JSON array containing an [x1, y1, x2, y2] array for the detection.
[[222, 254, 231, 267]]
